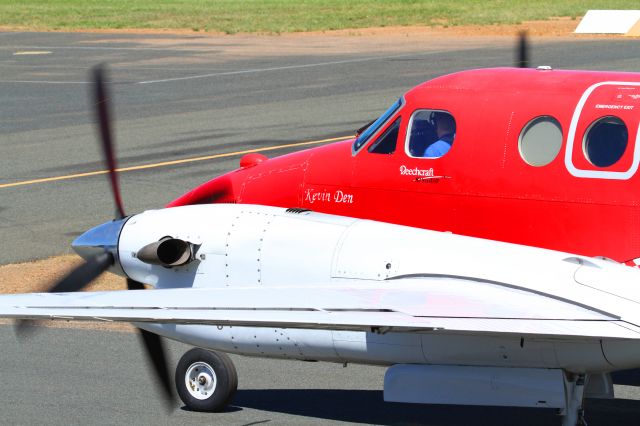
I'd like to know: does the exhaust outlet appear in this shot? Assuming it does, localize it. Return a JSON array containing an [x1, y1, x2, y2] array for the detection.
[[137, 236, 195, 267]]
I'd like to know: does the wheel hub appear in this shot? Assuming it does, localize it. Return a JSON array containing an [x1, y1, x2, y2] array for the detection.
[[185, 361, 217, 400]]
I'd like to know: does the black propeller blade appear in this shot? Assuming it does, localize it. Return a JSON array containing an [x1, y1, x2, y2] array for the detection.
[[128, 278, 175, 406], [516, 30, 529, 68], [93, 65, 126, 220], [49, 252, 114, 293]]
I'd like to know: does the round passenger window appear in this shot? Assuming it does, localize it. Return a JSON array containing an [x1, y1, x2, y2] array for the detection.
[[518, 116, 563, 167], [583, 116, 628, 168]]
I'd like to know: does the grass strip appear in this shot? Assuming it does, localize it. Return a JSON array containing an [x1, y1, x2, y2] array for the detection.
[[0, 0, 638, 34]]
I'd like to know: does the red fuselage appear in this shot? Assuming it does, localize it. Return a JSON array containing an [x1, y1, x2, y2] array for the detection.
[[168, 67, 640, 263]]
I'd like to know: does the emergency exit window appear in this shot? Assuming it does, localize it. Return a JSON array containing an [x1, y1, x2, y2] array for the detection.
[[583, 116, 628, 168]]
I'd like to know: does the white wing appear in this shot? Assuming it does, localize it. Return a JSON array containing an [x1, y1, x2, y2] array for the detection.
[[0, 277, 636, 339]]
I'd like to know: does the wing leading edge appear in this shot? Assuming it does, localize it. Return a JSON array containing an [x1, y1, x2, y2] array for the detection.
[[0, 277, 635, 339]]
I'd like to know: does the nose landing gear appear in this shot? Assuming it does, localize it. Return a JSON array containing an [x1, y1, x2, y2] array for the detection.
[[175, 348, 238, 412]]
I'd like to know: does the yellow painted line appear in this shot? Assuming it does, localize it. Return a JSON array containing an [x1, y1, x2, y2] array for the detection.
[[13, 51, 52, 56], [0, 135, 353, 190]]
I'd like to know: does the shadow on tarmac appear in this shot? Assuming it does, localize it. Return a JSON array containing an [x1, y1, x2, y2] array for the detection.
[[170, 389, 640, 426], [231, 389, 559, 425]]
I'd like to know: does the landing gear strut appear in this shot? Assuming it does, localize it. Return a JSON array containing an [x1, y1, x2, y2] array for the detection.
[[175, 348, 238, 412], [560, 373, 587, 426]]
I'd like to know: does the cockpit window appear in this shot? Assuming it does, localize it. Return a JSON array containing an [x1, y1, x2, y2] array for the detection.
[[406, 110, 456, 158], [353, 98, 403, 153], [368, 117, 400, 154]]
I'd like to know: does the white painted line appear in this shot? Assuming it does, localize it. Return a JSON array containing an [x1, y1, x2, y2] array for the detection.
[[0, 80, 89, 84], [0, 50, 443, 86], [13, 51, 52, 55], [137, 50, 444, 85], [1, 45, 213, 52]]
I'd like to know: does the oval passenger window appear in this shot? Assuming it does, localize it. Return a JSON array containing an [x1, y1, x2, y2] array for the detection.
[[519, 116, 563, 167], [583, 116, 628, 168]]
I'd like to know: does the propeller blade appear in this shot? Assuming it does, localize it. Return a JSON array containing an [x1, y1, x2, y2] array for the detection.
[[516, 31, 529, 68], [49, 252, 114, 293], [128, 278, 175, 407], [15, 252, 114, 335], [139, 328, 175, 407], [93, 65, 126, 219]]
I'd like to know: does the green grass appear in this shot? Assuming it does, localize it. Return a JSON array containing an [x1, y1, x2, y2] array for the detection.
[[0, 0, 638, 34]]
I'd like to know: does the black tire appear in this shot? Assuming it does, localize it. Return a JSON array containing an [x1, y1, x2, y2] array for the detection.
[[175, 348, 238, 412]]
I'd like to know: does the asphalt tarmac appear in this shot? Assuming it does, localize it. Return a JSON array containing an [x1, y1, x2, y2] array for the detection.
[[2, 31, 640, 425]]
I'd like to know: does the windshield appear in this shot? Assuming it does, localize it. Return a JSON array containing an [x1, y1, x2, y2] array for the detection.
[[353, 98, 403, 153]]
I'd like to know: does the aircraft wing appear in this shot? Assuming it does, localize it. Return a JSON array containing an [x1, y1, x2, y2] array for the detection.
[[0, 277, 636, 339]]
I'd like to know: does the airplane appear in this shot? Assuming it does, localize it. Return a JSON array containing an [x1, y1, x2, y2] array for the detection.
[[3, 34, 640, 425]]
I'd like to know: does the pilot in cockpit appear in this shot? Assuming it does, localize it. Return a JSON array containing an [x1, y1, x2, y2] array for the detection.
[[408, 110, 456, 158], [424, 112, 456, 158]]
